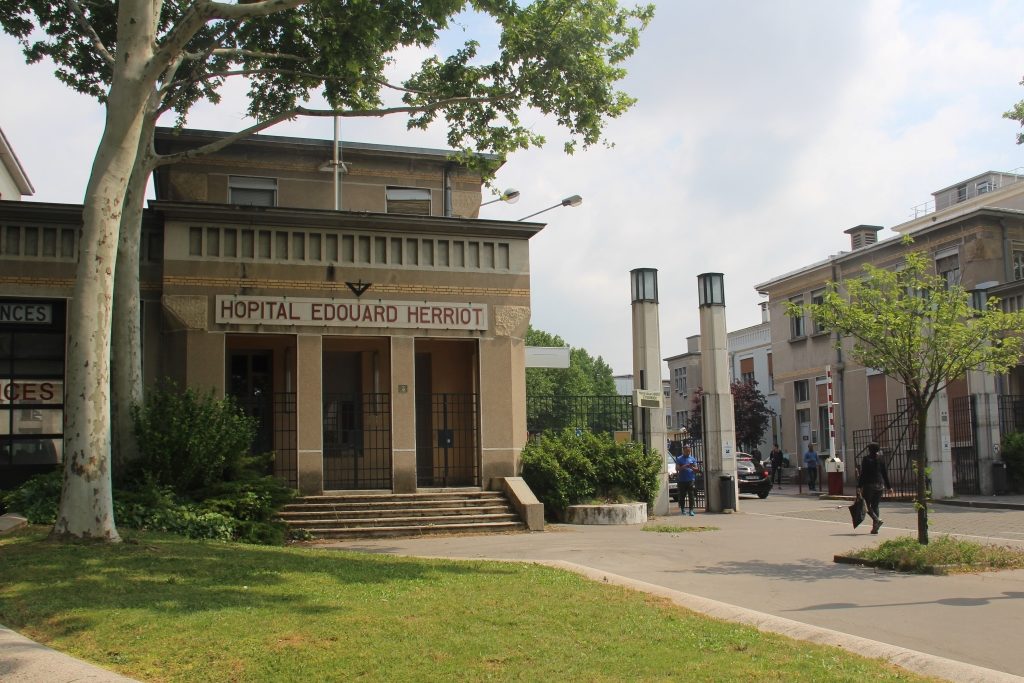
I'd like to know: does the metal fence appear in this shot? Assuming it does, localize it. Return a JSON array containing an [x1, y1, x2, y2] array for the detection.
[[950, 395, 980, 495], [998, 394, 1024, 437], [417, 392, 479, 487], [235, 392, 297, 488], [323, 392, 392, 490], [852, 408, 918, 498], [526, 394, 633, 436]]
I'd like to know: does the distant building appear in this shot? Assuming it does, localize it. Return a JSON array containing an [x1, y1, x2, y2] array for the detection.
[[0, 128, 33, 201]]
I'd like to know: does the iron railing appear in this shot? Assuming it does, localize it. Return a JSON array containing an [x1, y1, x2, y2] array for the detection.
[[323, 392, 392, 490], [235, 392, 297, 488], [527, 394, 633, 436], [417, 392, 478, 487]]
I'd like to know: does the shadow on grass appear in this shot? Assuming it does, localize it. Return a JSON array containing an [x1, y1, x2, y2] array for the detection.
[[0, 528, 518, 639]]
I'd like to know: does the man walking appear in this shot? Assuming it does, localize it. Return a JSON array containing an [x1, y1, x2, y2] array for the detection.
[[769, 443, 785, 487], [803, 443, 820, 492], [675, 444, 700, 516], [858, 442, 893, 534]]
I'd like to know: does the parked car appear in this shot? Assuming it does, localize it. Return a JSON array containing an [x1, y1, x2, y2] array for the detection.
[[736, 452, 772, 498]]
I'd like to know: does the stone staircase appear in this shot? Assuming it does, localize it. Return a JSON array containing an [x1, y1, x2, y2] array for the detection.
[[280, 488, 528, 540]]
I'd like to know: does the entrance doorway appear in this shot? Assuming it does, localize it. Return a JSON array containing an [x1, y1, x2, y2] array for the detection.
[[228, 350, 274, 456], [414, 339, 479, 487], [322, 339, 391, 490]]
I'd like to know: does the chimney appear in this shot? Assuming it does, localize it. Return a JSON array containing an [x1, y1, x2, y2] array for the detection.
[[843, 224, 883, 250]]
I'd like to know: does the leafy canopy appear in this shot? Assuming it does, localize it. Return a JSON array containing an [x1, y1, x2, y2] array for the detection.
[[686, 382, 773, 450], [526, 325, 617, 396]]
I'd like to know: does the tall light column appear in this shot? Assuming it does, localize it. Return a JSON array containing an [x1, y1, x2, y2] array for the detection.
[[631, 268, 668, 515], [698, 273, 738, 512]]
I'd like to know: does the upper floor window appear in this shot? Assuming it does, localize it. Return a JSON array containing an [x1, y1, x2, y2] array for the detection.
[[977, 179, 993, 195], [955, 184, 968, 203], [386, 187, 431, 216], [674, 366, 687, 394], [794, 379, 809, 403], [229, 176, 277, 207], [810, 289, 826, 334], [1014, 249, 1024, 281], [935, 252, 960, 289], [789, 296, 805, 339]]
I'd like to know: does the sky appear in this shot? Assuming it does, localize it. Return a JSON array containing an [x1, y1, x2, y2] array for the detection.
[[3, 0, 1024, 377]]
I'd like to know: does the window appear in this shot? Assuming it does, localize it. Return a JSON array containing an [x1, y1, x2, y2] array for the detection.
[[935, 252, 960, 289], [1014, 249, 1024, 281], [739, 357, 754, 385], [674, 367, 687, 394], [676, 411, 684, 429], [794, 379, 809, 403], [810, 289, 826, 334], [788, 296, 805, 339], [229, 176, 277, 206], [956, 184, 968, 203], [817, 405, 831, 452], [977, 180, 993, 195], [666, 414, 673, 429], [386, 187, 431, 215], [767, 352, 774, 393]]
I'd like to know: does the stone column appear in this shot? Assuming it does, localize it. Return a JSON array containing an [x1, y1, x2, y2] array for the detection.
[[698, 273, 737, 512], [184, 330, 225, 397], [390, 336, 417, 493], [479, 335, 526, 488], [926, 390, 955, 499], [972, 368, 1002, 495], [296, 334, 323, 496], [630, 268, 668, 516]]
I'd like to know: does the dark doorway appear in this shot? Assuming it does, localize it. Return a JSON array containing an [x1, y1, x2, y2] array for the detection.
[[323, 349, 391, 490], [414, 341, 479, 487], [228, 350, 273, 456]]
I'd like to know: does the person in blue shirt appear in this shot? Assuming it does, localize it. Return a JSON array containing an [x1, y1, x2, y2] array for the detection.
[[803, 443, 821, 492], [674, 445, 700, 516]]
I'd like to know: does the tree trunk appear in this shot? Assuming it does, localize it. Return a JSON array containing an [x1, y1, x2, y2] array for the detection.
[[53, 1, 157, 541], [915, 404, 930, 545], [110, 130, 155, 474]]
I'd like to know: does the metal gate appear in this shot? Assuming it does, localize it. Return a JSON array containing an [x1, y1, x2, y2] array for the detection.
[[950, 395, 980, 495], [677, 439, 708, 510], [323, 393, 391, 490], [417, 392, 479, 487], [852, 408, 918, 498]]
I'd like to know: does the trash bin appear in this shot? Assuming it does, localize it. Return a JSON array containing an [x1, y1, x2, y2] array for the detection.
[[993, 461, 1008, 495], [825, 457, 844, 496], [719, 474, 736, 511]]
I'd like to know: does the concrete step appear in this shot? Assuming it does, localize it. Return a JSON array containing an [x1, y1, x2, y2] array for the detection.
[[284, 512, 521, 529], [280, 505, 513, 520], [304, 520, 527, 539], [283, 498, 505, 513], [291, 491, 502, 505]]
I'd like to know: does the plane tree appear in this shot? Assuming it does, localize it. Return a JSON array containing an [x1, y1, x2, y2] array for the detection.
[[794, 244, 1024, 544], [0, 0, 654, 540]]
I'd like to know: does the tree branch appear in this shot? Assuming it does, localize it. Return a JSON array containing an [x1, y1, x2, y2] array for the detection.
[[186, 48, 304, 62], [66, 0, 115, 67]]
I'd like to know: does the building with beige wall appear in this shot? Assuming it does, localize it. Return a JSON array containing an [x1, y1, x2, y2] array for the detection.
[[0, 127, 33, 202], [1, 128, 542, 495], [756, 170, 1024, 497]]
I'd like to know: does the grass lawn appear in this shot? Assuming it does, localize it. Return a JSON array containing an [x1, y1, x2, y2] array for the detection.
[[1, 527, 935, 682]]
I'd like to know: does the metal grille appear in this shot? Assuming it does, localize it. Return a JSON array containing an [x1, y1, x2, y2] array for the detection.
[[418, 392, 478, 487], [950, 395, 980, 495], [526, 395, 633, 436], [323, 393, 392, 490], [852, 409, 918, 497], [235, 392, 297, 488], [998, 394, 1024, 437]]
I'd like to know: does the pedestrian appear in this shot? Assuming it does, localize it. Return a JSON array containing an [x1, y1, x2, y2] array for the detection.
[[750, 447, 763, 466], [803, 443, 820, 492], [857, 442, 893, 534], [769, 442, 785, 486], [674, 444, 700, 516]]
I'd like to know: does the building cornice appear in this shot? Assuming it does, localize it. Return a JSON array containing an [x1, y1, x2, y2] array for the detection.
[[0, 129, 34, 196]]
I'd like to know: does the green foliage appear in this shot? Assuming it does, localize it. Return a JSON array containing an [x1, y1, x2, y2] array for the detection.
[[1000, 432, 1024, 493], [1, 470, 62, 524], [851, 535, 1024, 573], [521, 429, 660, 519], [130, 381, 258, 496]]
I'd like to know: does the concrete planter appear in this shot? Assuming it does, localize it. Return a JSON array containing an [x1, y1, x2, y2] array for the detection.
[[564, 502, 647, 525]]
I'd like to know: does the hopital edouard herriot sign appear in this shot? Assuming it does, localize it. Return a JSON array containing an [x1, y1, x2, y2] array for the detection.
[[215, 295, 488, 331]]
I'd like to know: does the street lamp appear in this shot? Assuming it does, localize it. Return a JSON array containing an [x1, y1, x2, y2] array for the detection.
[[630, 268, 658, 304], [697, 272, 725, 307], [517, 194, 583, 221], [480, 188, 521, 207]]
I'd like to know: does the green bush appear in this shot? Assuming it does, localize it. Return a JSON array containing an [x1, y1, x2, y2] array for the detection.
[[1, 470, 62, 524], [1001, 432, 1024, 493], [130, 380, 257, 496], [521, 429, 660, 519]]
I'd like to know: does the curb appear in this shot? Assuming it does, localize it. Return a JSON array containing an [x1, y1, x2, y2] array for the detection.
[[0, 513, 27, 536], [833, 554, 958, 576], [933, 499, 1024, 511], [0, 625, 139, 682], [411, 554, 1023, 683]]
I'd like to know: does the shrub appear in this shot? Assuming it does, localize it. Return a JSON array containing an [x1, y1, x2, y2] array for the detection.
[[1001, 432, 1024, 493], [1, 470, 62, 524], [130, 380, 257, 496], [521, 429, 660, 518]]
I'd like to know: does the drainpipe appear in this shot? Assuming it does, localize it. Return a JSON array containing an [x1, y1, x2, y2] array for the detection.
[[830, 261, 849, 464], [443, 164, 454, 217]]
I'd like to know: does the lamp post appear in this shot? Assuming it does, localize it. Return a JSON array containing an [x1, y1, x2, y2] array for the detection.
[[697, 272, 737, 513], [480, 188, 521, 207], [517, 194, 583, 221], [630, 267, 668, 515]]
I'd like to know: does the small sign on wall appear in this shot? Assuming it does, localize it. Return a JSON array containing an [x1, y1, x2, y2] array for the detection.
[[634, 389, 663, 409]]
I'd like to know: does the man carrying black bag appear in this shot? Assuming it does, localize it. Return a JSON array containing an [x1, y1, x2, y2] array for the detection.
[[857, 442, 893, 534]]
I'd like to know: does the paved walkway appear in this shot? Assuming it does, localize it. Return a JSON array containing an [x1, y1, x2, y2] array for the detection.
[[4, 493, 1024, 681]]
